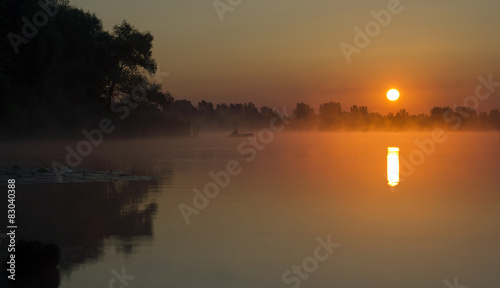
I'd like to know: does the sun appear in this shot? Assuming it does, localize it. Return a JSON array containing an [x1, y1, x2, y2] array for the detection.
[[387, 89, 400, 101]]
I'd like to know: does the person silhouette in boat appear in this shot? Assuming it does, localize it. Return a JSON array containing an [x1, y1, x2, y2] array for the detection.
[[229, 129, 253, 137]]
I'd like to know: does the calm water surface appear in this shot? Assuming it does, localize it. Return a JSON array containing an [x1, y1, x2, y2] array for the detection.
[[1, 132, 500, 288]]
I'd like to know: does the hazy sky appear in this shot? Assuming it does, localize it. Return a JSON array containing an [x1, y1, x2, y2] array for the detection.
[[70, 0, 500, 114]]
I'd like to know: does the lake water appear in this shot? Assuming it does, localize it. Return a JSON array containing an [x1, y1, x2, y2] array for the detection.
[[1, 132, 500, 288]]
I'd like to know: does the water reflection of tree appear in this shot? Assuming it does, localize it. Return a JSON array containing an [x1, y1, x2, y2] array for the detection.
[[15, 179, 164, 276]]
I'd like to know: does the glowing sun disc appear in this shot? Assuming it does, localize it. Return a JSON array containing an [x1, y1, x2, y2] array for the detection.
[[387, 89, 400, 101]]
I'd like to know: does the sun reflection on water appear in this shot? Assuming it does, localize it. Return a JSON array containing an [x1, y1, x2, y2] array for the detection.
[[387, 147, 400, 187]]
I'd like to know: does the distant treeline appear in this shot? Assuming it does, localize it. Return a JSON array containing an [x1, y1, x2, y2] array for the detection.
[[165, 100, 500, 132], [1, 1, 499, 140]]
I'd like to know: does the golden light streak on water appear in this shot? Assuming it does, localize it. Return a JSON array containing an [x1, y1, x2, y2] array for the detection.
[[387, 147, 400, 187]]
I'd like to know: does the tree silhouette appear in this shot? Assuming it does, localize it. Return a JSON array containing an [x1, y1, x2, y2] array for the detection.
[[198, 100, 215, 116], [293, 102, 315, 120], [103, 21, 161, 110], [0, 1, 173, 138]]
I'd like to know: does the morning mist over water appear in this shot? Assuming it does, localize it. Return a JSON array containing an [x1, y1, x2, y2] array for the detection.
[[1, 132, 500, 287]]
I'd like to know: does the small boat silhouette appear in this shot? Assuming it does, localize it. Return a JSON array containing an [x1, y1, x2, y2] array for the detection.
[[229, 129, 253, 137]]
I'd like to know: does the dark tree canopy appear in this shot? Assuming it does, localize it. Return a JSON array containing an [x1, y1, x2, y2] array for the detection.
[[103, 21, 160, 110], [0, 0, 172, 138]]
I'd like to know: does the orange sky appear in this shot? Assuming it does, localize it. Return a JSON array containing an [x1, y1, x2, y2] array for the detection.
[[71, 0, 500, 114]]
